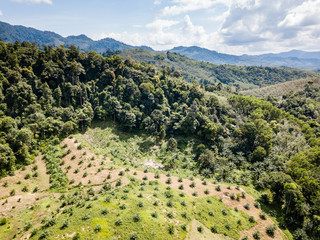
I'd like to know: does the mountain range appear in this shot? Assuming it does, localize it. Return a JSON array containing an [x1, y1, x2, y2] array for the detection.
[[1, 20, 320, 70]]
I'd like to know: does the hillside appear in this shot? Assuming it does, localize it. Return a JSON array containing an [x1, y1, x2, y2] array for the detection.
[[171, 46, 320, 70], [0, 21, 152, 52], [0, 40, 320, 239], [241, 77, 320, 98], [118, 48, 317, 89]]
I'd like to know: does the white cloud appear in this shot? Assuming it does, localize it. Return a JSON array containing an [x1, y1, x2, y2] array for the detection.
[[154, 0, 162, 5], [96, 0, 320, 54], [161, 0, 217, 16], [12, 0, 53, 4]]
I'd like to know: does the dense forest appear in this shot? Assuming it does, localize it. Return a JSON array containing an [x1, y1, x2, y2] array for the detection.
[[116, 49, 317, 89], [0, 40, 319, 239]]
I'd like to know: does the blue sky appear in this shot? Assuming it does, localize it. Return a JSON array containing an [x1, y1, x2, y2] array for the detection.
[[1, 0, 320, 54]]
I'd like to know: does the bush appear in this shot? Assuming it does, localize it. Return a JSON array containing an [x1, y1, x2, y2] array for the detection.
[[151, 212, 158, 218], [0, 217, 7, 225], [179, 184, 184, 190], [259, 212, 266, 220], [82, 213, 90, 220], [181, 224, 187, 231], [167, 211, 174, 218], [94, 224, 102, 232], [266, 225, 276, 237], [253, 231, 261, 240], [178, 177, 183, 182], [115, 219, 123, 226], [22, 186, 28, 192], [190, 182, 196, 188], [204, 189, 210, 195], [33, 186, 39, 193], [25, 173, 31, 179], [137, 201, 144, 207], [168, 225, 174, 235], [60, 219, 70, 229], [254, 201, 260, 208], [208, 211, 214, 216], [71, 155, 76, 160], [39, 230, 50, 239], [166, 178, 172, 184], [32, 171, 39, 177], [192, 192, 198, 197], [221, 209, 228, 215], [2, 182, 8, 187], [154, 172, 160, 179], [119, 171, 124, 176], [133, 213, 141, 222], [130, 232, 139, 240], [230, 193, 235, 200], [116, 179, 122, 186], [72, 233, 81, 240], [211, 226, 217, 233], [180, 200, 186, 206], [181, 212, 188, 219], [83, 172, 87, 178], [119, 204, 126, 210], [249, 216, 255, 223], [101, 208, 109, 215], [197, 226, 203, 233], [244, 203, 250, 210], [215, 185, 221, 191], [225, 223, 231, 230], [167, 200, 173, 207]]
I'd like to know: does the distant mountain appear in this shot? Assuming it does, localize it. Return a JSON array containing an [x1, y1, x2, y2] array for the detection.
[[0, 21, 153, 52], [170, 46, 320, 70], [118, 49, 317, 89]]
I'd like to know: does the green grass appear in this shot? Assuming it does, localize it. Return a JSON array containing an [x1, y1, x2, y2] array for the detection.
[[28, 176, 255, 240]]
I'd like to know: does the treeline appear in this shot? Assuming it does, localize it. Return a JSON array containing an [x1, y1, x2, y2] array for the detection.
[[0, 40, 319, 239]]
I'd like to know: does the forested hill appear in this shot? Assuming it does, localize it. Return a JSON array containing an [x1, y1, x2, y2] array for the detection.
[[0, 40, 320, 239], [116, 49, 317, 89], [0, 21, 153, 52]]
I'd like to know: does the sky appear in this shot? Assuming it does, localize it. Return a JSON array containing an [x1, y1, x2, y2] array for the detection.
[[0, 0, 320, 55]]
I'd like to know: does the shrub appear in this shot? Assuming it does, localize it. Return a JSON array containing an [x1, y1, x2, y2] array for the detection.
[[83, 172, 87, 178], [77, 144, 83, 150], [94, 224, 102, 232], [30, 229, 37, 237], [207, 199, 212, 204], [179, 184, 184, 190], [189, 176, 194, 181], [151, 212, 158, 218], [241, 192, 246, 198], [87, 163, 92, 168], [137, 201, 144, 207], [130, 232, 139, 240], [178, 177, 183, 182], [225, 223, 231, 230], [234, 207, 238, 212], [244, 203, 250, 210], [202, 180, 207, 185], [167, 211, 174, 218], [119, 171, 124, 176], [72, 233, 81, 240], [237, 220, 242, 225], [2, 182, 8, 187], [166, 178, 172, 184], [249, 216, 255, 223], [39, 230, 50, 239], [204, 189, 210, 195], [242, 237, 248, 240], [107, 173, 111, 179], [215, 185, 221, 191], [253, 231, 261, 240], [74, 168, 79, 174], [71, 155, 76, 160], [266, 225, 276, 237], [167, 200, 173, 207], [101, 208, 109, 215], [137, 193, 143, 198], [154, 172, 160, 179], [180, 200, 186, 206], [190, 182, 196, 188], [165, 191, 173, 198], [82, 213, 90, 220], [181, 224, 187, 231], [69, 179, 75, 184], [192, 192, 198, 197], [22, 186, 28, 192], [181, 212, 188, 219], [254, 202, 261, 209], [168, 225, 174, 235], [179, 192, 185, 197], [60, 219, 70, 229], [119, 204, 126, 210], [33, 186, 39, 193], [25, 173, 31, 180], [116, 179, 122, 186], [208, 211, 214, 216], [230, 193, 235, 200], [115, 219, 123, 226], [221, 209, 228, 215], [259, 212, 266, 220], [32, 171, 39, 177], [0, 217, 7, 225], [197, 226, 203, 233], [211, 226, 218, 233], [133, 213, 141, 222]]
